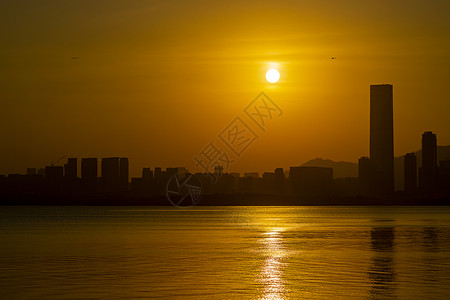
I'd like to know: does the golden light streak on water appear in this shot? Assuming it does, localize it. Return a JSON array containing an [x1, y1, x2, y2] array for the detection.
[[260, 228, 287, 300]]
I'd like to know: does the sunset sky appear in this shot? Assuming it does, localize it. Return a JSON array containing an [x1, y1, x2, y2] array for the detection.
[[1, 0, 450, 177]]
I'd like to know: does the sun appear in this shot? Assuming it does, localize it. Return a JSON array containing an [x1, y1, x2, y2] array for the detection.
[[266, 69, 280, 83]]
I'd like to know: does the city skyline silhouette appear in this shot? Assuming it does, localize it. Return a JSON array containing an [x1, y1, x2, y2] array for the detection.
[[2, 83, 450, 205], [3, 2, 450, 299]]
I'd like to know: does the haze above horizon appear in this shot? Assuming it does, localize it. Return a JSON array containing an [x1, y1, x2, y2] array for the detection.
[[1, 0, 450, 177]]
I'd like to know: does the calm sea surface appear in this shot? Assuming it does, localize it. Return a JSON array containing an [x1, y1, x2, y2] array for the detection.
[[1, 206, 450, 299]]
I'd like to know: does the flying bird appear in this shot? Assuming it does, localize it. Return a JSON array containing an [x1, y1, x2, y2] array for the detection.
[[72, 57, 80, 60], [331, 57, 336, 59]]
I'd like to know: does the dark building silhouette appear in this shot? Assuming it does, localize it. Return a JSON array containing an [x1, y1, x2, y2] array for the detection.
[[244, 172, 259, 178], [358, 156, 372, 196], [142, 168, 153, 180], [4, 174, 31, 195], [0, 175, 6, 193], [261, 168, 285, 195], [239, 174, 257, 194], [274, 168, 285, 195], [81, 158, 98, 193], [153, 167, 166, 195], [213, 173, 235, 194], [154, 167, 162, 179], [290, 166, 333, 196], [119, 157, 129, 192], [333, 177, 359, 197], [421, 131, 437, 193], [239, 173, 258, 194], [131, 177, 142, 196], [37, 168, 45, 177], [27, 168, 37, 176], [262, 172, 277, 194], [275, 168, 284, 175], [142, 167, 154, 195], [81, 158, 97, 181], [166, 167, 177, 176], [438, 160, 450, 194], [404, 153, 417, 193], [254, 177, 264, 194], [230, 173, 240, 194], [64, 158, 77, 179], [102, 157, 120, 192], [45, 166, 64, 179], [44, 166, 64, 193], [370, 84, 394, 195], [102, 157, 120, 177], [197, 172, 213, 194]]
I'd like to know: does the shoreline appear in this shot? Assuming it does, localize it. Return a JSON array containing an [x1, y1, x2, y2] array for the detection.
[[2, 194, 449, 206]]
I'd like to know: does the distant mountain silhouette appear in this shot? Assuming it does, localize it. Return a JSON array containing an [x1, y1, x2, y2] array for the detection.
[[301, 158, 358, 178], [302, 146, 450, 191]]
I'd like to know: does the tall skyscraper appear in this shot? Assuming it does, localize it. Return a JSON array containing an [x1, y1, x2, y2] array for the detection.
[[81, 158, 97, 181], [404, 153, 417, 193], [422, 131, 437, 193], [370, 84, 394, 195], [64, 158, 77, 179]]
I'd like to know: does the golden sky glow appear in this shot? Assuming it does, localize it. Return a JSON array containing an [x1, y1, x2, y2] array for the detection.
[[1, 0, 450, 176]]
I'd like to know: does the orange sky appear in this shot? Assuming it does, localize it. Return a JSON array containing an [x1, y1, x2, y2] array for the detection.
[[1, 0, 450, 177]]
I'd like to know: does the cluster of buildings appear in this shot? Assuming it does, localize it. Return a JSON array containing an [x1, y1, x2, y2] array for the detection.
[[1, 84, 449, 200], [1, 157, 130, 196], [0, 157, 334, 197], [358, 85, 450, 197]]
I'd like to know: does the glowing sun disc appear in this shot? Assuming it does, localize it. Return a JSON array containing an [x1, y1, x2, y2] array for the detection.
[[266, 69, 280, 83]]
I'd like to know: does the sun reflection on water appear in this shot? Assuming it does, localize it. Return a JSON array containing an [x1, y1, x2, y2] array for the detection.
[[260, 228, 287, 300]]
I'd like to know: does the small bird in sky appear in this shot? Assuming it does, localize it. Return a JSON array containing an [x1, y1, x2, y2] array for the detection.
[[331, 57, 336, 59], [72, 57, 80, 60]]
